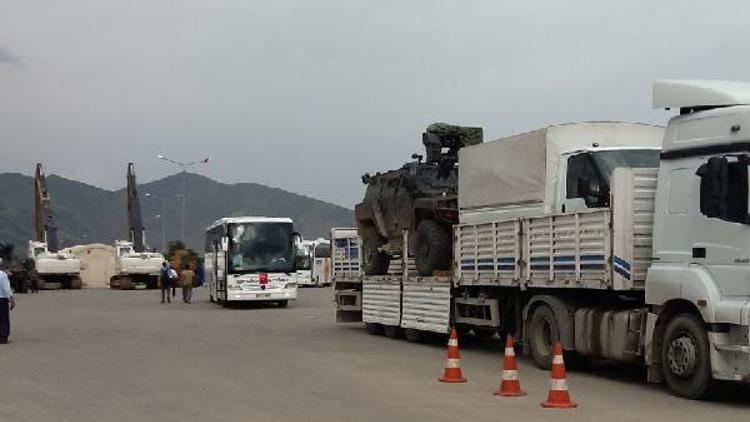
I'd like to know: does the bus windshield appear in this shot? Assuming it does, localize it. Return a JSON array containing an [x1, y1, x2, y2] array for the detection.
[[228, 222, 294, 273]]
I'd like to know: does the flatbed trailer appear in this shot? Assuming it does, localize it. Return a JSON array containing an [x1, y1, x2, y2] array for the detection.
[[336, 81, 750, 399]]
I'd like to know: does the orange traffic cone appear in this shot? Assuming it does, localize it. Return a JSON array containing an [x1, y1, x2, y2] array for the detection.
[[439, 327, 467, 383], [541, 342, 577, 408], [493, 335, 526, 396]]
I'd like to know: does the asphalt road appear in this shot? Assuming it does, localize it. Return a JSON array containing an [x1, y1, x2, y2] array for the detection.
[[2, 287, 750, 422]]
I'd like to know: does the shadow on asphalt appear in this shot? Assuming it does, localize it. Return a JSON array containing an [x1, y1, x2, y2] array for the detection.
[[338, 323, 750, 406]]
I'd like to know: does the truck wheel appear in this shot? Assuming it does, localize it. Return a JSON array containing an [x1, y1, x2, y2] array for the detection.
[[365, 322, 384, 335], [384, 325, 404, 339], [119, 277, 133, 290], [69, 276, 82, 290], [528, 305, 559, 370], [415, 220, 451, 276], [661, 313, 715, 399], [146, 278, 158, 290], [278, 300, 289, 308], [362, 226, 390, 275], [404, 328, 425, 343]]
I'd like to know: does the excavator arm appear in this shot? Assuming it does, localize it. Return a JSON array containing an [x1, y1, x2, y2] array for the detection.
[[34, 163, 59, 252], [126, 163, 146, 252]]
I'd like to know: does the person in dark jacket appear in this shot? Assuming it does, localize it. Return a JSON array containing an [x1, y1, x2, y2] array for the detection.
[[159, 262, 173, 304]]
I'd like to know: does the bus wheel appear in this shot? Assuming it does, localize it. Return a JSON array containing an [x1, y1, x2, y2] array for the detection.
[[365, 323, 384, 335], [278, 300, 289, 308], [404, 328, 424, 343], [661, 313, 715, 399], [528, 304, 559, 370]]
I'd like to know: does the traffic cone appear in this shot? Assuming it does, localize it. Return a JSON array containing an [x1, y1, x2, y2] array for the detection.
[[439, 327, 467, 383], [493, 335, 526, 396], [541, 342, 577, 408]]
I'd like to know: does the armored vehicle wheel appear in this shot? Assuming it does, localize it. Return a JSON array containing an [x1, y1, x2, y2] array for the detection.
[[415, 219, 451, 276], [362, 226, 390, 275], [661, 313, 715, 399]]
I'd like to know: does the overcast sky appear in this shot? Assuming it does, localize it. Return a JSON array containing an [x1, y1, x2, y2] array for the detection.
[[1, 0, 750, 207]]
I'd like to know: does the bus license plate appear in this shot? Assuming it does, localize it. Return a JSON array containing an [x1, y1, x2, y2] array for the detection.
[[257, 293, 271, 298]]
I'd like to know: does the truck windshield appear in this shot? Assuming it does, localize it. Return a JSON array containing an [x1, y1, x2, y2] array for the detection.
[[590, 149, 660, 184], [228, 223, 294, 273]]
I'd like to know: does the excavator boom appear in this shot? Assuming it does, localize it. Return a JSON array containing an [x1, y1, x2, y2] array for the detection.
[[34, 163, 59, 252], [126, 163, 146, 252]]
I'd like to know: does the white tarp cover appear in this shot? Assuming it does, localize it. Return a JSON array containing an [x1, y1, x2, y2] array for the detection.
[[459, 122, 664, 212]]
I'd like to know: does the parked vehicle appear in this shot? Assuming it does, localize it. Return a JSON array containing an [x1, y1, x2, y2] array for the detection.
[[110, 163, 164, 290], [30, 163, 81, 289], [355, 123, 482, 276], [205, 217, 301, 307], [335, 80, 750, 399]]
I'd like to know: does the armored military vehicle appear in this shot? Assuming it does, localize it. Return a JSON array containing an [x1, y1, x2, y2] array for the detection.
[[355, 123, 482, 276]]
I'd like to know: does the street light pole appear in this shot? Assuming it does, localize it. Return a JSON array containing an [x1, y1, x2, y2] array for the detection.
[[156, 155, 209, 245], [145, 193, 166, 251]]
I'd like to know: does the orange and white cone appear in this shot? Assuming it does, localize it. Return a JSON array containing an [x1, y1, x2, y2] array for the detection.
[[439, 327, 467, 383], [541, 342, 577, 408], [493, 335, 526, 396]]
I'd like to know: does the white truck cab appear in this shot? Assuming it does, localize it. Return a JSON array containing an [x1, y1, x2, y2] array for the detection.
[[28, 240, 82, 289], [110, 240, 164, 289], [645, 80, 750, 395]]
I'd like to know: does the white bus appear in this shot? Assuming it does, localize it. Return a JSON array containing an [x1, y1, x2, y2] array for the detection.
[[205, 217, 300, 307], [295, 240, 315, 287]]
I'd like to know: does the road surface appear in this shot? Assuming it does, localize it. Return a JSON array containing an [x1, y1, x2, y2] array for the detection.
[[2, 288, 749, 422]]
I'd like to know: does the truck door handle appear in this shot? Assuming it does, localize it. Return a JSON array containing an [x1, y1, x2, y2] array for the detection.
[[692, 247, 706, 258]]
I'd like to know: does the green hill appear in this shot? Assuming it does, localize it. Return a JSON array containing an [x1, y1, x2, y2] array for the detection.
[[0, 172, 353, 254]]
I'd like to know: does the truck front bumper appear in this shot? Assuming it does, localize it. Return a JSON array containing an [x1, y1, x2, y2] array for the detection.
[[709, 326, 750, 382]]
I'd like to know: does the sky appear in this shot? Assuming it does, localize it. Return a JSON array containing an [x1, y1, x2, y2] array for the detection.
[[1, 0, 750, 208]]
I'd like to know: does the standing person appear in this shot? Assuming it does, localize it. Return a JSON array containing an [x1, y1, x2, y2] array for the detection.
[[159, 262, 172, 304], [179, 264, 196, 304], [170, 264, 178, 298], [0, 264, 16, 344]]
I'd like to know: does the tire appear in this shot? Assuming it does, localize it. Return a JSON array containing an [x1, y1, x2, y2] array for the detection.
[[119, 277, 133, 290], [661, 313, 715, 399], [383, 325, 404, 339], [361, 226, 390, 275], [146, 277, 158, 290], [365, 322, 384, 335], [528, 305, 559, 370], [278, 300, 289, 308], [68, 276, 82, 290], [415, 219, 452, 276], [404, 328, 425, 343]]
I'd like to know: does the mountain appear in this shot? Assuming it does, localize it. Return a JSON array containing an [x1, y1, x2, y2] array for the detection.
[[0, 172, 354, 254]]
